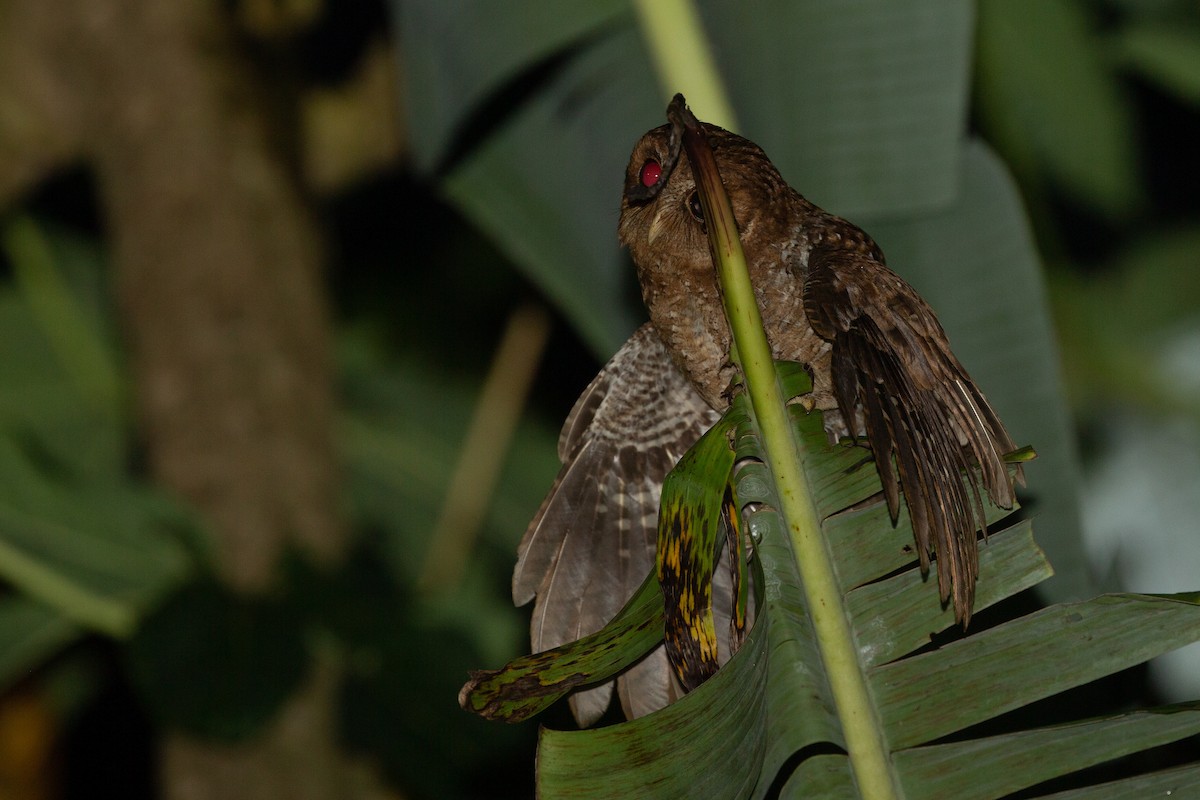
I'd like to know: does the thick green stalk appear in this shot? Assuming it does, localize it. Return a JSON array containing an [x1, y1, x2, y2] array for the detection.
[[677, 112, 899, 799], [631, 0, 737, 130], [635, 5, 900, 793]]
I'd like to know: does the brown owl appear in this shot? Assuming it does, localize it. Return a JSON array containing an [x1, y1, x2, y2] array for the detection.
[[513, 95, 1021, 727]]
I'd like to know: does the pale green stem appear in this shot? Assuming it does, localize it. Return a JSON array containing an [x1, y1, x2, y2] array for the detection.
[[631, 0, 738, 130], [644, 17, 901, 793], [735, 249, 900, 800], [418, 303, 550, 595], [689, 133, 899, 800]]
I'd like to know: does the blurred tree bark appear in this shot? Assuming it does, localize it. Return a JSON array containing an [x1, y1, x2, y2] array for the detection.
[[0, 1, 399, 798]]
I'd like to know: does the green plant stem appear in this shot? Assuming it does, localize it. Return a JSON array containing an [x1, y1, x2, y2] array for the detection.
[[681, 119, 899, 800], [637, 4, 898, 792], [631, 0, 738, 130], [418, 302, 550, 595]]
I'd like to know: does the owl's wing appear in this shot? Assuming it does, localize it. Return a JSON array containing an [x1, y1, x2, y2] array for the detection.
[[801, 240, 1020, 624], [512, 323, 721, 726]]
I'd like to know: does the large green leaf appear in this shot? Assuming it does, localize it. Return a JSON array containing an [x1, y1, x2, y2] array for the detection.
[[895, 703, 1200, 798], [0, 218, 195, 638], [0, 431, 194, 638], [481, 362, 1052, 796], [975, 0, 1139, 218], [397, 0, 979, 355], [1041, 763, 1200, 799]]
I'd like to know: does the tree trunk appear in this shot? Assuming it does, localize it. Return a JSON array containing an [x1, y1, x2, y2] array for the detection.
[[1, 1, 393, 797]]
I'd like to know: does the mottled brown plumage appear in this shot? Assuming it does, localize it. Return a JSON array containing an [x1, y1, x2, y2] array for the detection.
[[514, 98, 1021, 727]]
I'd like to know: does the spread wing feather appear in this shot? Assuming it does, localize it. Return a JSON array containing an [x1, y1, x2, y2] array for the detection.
[[512, 323, 720, 725], [803, 240, 1021, 623]]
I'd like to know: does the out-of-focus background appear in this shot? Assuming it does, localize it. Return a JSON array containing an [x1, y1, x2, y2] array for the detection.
[[0, 1, 1198, 798]]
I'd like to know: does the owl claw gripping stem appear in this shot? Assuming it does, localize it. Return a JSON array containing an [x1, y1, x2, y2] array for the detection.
[[513, 94, 1023, 725]]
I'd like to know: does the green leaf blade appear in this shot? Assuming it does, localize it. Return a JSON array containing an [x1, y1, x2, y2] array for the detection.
[[849, 519, 1050, 669], [536, 595, 770, 799], [873, 593, 1200, 749], [895, 703, 1200, 800]]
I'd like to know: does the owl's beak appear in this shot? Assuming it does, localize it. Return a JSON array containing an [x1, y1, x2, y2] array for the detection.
[[646, 208, 669, 246]]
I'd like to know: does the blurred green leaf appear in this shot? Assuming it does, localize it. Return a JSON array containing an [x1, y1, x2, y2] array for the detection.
[[976, 0, 1140, 218], [392, 0, 630, 172], [341, 615, 535, 799], [338, 331, 559, 578], [1050, 227, 1200, 418], [1086, 227, 1200, 336], [2, 216, 123, 424], [126, 579, 308, 742], [698, 0, 973, 216], [1117, 24, 1200, 104], [1102, 0, 1199, 22], [400, 0, 979, 355], [0, 287, 123, 479], [337, 330, 557, 665], [0, 214, 195, 635], [439, 25, 658, 355], [0, 596, 81, 692], [0, 438, 194, 637]]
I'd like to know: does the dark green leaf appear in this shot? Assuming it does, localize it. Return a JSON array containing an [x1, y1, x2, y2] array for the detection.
[[658, 415, 738, 688], [126, 579, 308, 742], [1117, 24, 1200, 104], [0, 438, 194, 637], [392, 0, 630, 172], [1038, 762, 1200, 799], [460, 571, 663, 722], [975, 0, 1139, 217], [896, 703, 1200, 799], [873, 593, 1200, 749], [536, 580, 769, 799], [0, 596, 81, 692]]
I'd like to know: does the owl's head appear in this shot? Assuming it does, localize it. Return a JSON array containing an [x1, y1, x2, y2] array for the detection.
[[618, 112, 791, 277]]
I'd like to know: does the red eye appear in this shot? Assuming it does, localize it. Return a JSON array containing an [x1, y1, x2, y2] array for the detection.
[[639, 159, 662, 187]]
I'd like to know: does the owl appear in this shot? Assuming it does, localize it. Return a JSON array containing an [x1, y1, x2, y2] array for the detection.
[[513, 96, 1021, 726]]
